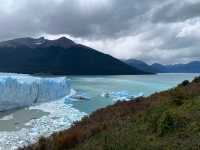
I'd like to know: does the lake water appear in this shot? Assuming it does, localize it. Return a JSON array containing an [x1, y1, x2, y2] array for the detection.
[[0, 73, 198, 149], [69, 73, 199, 113]]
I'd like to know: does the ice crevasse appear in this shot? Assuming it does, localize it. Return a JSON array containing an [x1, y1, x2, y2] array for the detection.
[[0, 74, 71, 111]]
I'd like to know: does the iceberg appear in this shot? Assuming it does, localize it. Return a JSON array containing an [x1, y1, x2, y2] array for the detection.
[[112, 91, 144, 102], [101, 91, 144, 102], [65, 88, 91, 101], [0, 73, 71, 111]]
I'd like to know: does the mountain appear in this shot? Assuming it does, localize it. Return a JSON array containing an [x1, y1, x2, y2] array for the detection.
[[0, 37, 75, 49], [151, 61, 200, 73], [0, 37, 147, 75], [124, 59, 156, 73], [124, 58, 200, 73]]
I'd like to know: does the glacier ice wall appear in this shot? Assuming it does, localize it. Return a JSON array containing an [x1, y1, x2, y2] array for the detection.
[[0, 74, 70, 111]]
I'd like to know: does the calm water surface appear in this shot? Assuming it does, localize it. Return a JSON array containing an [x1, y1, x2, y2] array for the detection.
[[69, 73, 199, 113]]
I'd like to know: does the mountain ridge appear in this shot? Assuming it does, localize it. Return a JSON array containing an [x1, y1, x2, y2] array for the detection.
[[124, 59, 200, 73], [0, 37, 76, 49], [151, 61, 200, 73], [0, 37, 147, 75], [123, 59, 157, 73]]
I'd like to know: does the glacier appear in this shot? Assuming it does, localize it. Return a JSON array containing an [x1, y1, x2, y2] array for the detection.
[[0, 73, 86, 150], [0, 73, 71, 111]]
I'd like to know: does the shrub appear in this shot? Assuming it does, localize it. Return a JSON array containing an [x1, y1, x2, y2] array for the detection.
[[172, 88, 189, 100], [145, 106, 167, 133], [193, 76, 200, 83], [170, 98, 183, 106], [157, 111, 175, 136], [38, 137, 47, 150], [180, 80, 190, 86]]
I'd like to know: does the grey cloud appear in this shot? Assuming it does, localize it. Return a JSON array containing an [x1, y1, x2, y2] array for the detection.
[[152, 1, 200, 23], [0, 0, 161, 40], [0, 0, 199, 64]]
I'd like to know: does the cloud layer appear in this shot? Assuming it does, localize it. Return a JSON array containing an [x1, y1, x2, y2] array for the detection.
[[0, 0, 200, 64]]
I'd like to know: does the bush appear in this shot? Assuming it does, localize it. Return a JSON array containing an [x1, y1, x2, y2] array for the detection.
[[38, 137, 47, 150], [171, 98, 183, 106], [157, 112, 175, 136], [172, 88, 189, 100], [180, 80, 190, 86], [193, 76, 200, 83], [145, 106, 167, 133]]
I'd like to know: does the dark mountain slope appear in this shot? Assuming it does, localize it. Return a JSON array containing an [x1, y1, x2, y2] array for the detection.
[[124, 59, 157, 73], [124, 58, 200, 73], [0, 37, 75, 49], [0, 37, 147, 75]]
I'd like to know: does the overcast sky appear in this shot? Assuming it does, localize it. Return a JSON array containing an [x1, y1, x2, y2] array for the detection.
[[0, 0, 200, 64]]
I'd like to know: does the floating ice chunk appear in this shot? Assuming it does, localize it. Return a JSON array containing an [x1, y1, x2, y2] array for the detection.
[[0, 73, 71, 111], [65, 89, 91, 101], [68, 89, 77, 97], [65, 89, 80, 100], [111, 91, 129, 98], [70, 95, 91, 100], [130, 92, 144, 99], [101, 92, 110, 98], [113, 97, 130, 102], [109, 91, 144, 102]]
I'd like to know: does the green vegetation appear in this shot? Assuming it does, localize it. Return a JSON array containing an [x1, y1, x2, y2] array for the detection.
[[179, 80, 190, 86], [20, 77, 200, 150], [194, 76, 200, 83]]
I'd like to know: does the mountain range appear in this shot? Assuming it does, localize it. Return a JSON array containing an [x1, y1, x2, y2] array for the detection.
[[0, 36, 198, 75], [124, 59, 200, 73], [0, 37, 147, 75]]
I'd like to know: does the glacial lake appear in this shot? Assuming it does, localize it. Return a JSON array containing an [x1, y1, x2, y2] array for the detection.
[[0, 73, 199, 149]]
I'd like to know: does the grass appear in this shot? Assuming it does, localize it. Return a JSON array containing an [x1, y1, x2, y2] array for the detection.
[[20, 76, 200, 150]]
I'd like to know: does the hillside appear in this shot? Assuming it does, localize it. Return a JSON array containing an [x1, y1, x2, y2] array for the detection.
[[0, 37, 146, 75], [20, 76, 200, 150]]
